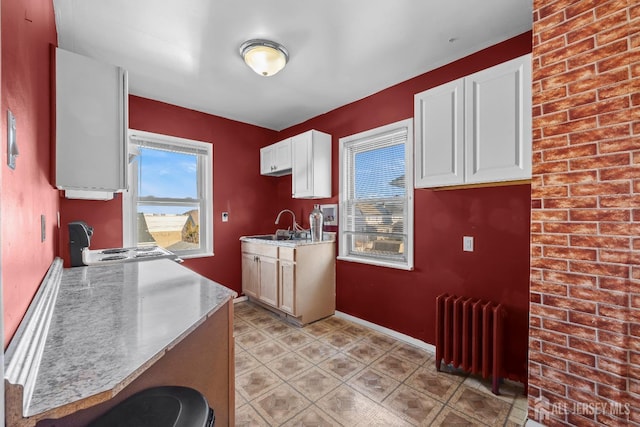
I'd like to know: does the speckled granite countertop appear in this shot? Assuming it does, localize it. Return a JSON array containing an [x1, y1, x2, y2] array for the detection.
[[5, 258, 236, 422], [240, 232, 336, 247]]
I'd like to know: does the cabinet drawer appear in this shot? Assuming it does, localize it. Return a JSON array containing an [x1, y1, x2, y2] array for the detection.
[[279, 247, 296, 262], [242, 242, 278, 258]]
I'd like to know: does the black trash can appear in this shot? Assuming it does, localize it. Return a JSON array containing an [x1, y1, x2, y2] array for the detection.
[[88, 386, 214, 427]]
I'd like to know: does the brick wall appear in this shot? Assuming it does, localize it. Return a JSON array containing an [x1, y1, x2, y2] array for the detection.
[[530, 0, 639, 425]]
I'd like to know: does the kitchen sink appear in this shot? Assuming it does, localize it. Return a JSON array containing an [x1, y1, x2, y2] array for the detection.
[[246, 233, 309, 241]]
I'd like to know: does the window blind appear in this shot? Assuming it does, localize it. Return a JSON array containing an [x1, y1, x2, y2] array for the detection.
[[342, 125, 409, 263]]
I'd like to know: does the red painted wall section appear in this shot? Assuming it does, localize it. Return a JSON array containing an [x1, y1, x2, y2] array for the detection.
[[1, 0, 59, 346], [274, 32, 533, 381], [58, 96, 280, 293]]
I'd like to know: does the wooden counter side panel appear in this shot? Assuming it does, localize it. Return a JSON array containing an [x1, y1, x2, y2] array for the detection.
[[33, 299, 234, 427]]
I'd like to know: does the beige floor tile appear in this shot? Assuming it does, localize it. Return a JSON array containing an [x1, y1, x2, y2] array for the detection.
[[234, 318, 253, 336], [269, 353, 315, 381], [431, 406, 488, 426], [236, 365, 284, 400], [320, 316, 350, 330], [245, 310, 280, 325], [319, 353, 367, 381], [235, 302, 264, 320], [361, 331, 398, 351], [236, 329, 271, 350], [253, 383, 312, 425], [281, 404, 344, 427], [316, 384, 382, 426], [382, 384, 444, 426], [303, 321, 334, 337], [341, 323, 371, 338], [404, 365, 463, 403], [349, 367, 401, 402], [233, 301, 526, 427], [392, 342, 433, 365], [251, 340, 288, 364], [319, 330, 361, 350], [448, 385, 511, 426], [261, 319, 298, 338], [235, 403, 269, 426], [277, 329, 315, 350], [371, 354, 419, 382], [236, 349, 262, 376], [345, 341, 386, 364], [296, 341, 339, 363], [289, 366, 342, 402]]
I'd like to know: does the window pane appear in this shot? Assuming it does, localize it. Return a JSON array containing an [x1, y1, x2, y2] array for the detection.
[[349, 143, 406, 258], [137, 204, 201, 252], [354, 144, 405, 199], [138, 147, 198, 198]]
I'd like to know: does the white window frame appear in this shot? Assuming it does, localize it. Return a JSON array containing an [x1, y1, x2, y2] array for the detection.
[[122, 129, 213, 258], [338, 118, 414, 270]]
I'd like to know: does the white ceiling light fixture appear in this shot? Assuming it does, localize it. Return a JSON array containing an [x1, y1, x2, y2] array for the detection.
[[240, 39, 289, 77]]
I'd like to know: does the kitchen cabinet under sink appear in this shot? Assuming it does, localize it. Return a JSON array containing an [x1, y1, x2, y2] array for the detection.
[[241, 238, 335, 325]]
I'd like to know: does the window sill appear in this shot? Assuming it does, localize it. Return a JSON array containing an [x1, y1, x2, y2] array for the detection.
[[336, 255, 413, 271], [177, 252, 214, 260]]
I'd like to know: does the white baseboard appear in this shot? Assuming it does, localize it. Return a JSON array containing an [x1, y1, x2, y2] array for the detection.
[[334, 310, 437, 354], [234, 295, 248, 303]]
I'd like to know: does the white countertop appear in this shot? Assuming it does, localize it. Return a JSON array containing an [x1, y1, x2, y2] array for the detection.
[[5, 258, 236, 422]]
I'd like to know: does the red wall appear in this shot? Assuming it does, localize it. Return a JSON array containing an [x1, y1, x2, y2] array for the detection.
[[275, 32, 533, 381], [2, 0, 59, 346], [59, 96, 280, 291]]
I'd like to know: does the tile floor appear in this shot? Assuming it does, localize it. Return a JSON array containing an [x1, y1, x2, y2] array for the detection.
[[234, 300, 528, 426]]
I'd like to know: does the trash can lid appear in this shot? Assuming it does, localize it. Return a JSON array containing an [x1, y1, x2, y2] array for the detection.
[[88, 386, 212, 427]]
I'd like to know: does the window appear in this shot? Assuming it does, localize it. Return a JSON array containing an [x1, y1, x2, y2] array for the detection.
[[338, 119, 414, 270], [123, 130, 213, 258]]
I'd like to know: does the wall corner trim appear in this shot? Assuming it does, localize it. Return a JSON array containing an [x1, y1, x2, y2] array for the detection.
[[5, 257, 63, 417]]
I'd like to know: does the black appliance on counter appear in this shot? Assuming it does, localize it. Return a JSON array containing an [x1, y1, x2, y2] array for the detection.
[[69, 221, 93, 267]]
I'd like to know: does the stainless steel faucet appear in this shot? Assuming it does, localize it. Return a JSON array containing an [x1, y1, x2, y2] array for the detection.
[[275, 209, 297, 230]]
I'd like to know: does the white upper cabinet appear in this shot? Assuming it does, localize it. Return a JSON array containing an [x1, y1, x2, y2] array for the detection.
[[292, 130, 331, 199], [414, 78, 464, 187], [465, 54, 532, 183], [260, 138, 292, 176], [414, 54, 532, 188], [55, 48, 128, 198]]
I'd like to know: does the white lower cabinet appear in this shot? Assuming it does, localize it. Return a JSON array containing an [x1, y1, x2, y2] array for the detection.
[[241, 241, 335, 325], [414, 54, 532, 188]]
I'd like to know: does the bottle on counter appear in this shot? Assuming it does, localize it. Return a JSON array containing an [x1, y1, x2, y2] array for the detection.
[[309, 204, 324, 242]]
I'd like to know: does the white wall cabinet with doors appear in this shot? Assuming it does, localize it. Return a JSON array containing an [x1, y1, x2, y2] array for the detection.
[[292, 130, 331, 199], [260, 138, 292, 176], [414, 54, 531, 188], [55, 48, 128, 200], [259, 129, 332, 199], [241, 240, 335, 325]]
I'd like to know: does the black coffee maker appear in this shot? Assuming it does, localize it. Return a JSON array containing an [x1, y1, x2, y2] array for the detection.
[[68, 221, 93, 267]]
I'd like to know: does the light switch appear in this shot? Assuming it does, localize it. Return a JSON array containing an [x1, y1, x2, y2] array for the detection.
[[7, 110, 18, 170], [463, 236, 474, 252], [222, 212, 229, 222]]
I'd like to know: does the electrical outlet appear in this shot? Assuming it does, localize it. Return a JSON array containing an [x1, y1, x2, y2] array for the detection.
[[463, 236, 474, 252]]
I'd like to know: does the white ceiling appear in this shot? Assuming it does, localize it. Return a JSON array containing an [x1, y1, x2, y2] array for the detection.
[[53, 0, 532, 131]]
